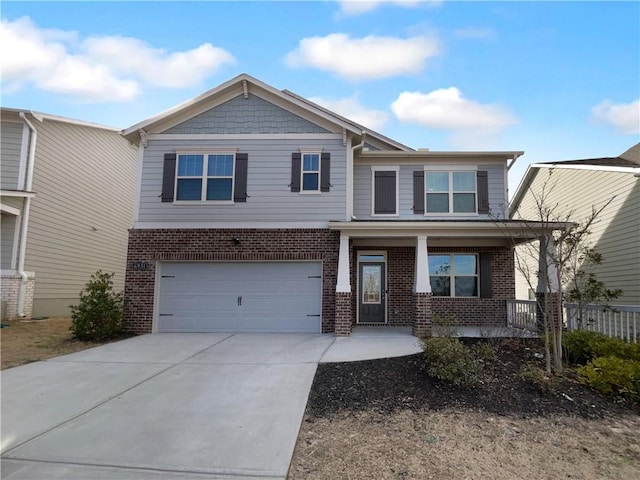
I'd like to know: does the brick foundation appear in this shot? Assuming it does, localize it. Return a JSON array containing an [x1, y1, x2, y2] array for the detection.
[[335, 292, 352, 336], [0, 273, 35, 320], [124, 228, 339, 334], [413, 292, 432, 337]]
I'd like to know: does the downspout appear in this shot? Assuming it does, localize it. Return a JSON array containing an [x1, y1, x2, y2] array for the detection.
[[348, 132, 366, 220], [16, 112, 37, 317]]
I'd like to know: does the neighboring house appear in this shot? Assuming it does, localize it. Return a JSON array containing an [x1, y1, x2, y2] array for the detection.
[[122, 74, 553, 337], [510, 144, 640, 307], [0, 108, 138, 320]]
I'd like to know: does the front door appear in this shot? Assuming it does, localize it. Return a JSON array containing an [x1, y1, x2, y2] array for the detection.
[[358, 262, 386, 323]]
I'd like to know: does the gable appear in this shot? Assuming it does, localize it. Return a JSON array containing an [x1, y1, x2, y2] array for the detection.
[[164, 94, 330, 135]]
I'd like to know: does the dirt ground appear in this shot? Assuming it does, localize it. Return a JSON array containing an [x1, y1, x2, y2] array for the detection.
[[289, 340, 640, 480], [0, 317, 101, 370]]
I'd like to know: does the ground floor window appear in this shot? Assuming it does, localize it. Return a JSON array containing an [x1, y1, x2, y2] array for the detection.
[[428, 254, 478, 297]]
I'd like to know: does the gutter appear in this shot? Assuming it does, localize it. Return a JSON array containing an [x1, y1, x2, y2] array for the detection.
[[16, 112, 37, 317]]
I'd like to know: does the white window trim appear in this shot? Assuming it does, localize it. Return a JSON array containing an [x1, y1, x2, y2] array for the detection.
[[429, 253, 479, 298], [356, 250, 388, 324], [299, 150, 322, 194], [173, 151, 236, 204], [423, 166, 479, 216], [370, 165, 400, 217]]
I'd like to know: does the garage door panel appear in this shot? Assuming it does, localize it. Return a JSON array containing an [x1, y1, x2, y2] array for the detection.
[[157, 262, 322, 333]]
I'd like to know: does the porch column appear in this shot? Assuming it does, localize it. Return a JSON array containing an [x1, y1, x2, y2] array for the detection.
[[535, 235, 562, 333], [335, 234, 352, 336], [413, 235, 432, 338]]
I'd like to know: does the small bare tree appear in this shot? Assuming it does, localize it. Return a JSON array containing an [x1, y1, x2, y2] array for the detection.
[[501, 171, 614, 374]]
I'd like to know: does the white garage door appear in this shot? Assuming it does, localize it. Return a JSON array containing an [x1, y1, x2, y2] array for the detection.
[[157, 262, 322, 333]]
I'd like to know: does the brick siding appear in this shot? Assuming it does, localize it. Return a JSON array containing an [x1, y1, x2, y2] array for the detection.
[[1, 273, 35, 320], [124, 228, 339, 334]]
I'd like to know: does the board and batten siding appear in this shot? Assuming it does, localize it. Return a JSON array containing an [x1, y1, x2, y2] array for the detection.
[[23, 119, 137, 316], [353, 163, 506, 220], [1, 120, 24, 190], [514, 168, 639, 306], [138, 137, 347, 223]]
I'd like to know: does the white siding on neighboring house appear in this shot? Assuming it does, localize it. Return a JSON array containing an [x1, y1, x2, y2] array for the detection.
[[514, 167, 640, 306], [353, 163, 506, 220], [24, 119, 137, 316], [138, 137, 347, 224], [1, 120, 24, 190]]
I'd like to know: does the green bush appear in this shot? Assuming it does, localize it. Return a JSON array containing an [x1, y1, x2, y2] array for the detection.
[[578, 356, 640, 402], [422, 337, 479, 386], [520, 364, 555, 395], [564, 330, 640, 365], [70, 271, 124, 341]]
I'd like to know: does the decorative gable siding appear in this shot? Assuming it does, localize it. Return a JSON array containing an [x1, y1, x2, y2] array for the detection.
[[165, 95, 330, 134], [138, 137, 347, 223], [353, 163, 505, 220], [1, 120, 24, 190]]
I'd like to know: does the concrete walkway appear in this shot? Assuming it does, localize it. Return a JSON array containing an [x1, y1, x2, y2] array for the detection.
[[1, 329, 421, 479]]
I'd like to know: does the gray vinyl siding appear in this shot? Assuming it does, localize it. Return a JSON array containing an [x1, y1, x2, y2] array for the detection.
[[138, 138, 347, 223], [166, 94, 329, 134], [22, 120, 137, 314], [353, 163, 506, 220], [514, 168, 639, 306], [1, 214, 17, 269], [1, 121, 24, 190]]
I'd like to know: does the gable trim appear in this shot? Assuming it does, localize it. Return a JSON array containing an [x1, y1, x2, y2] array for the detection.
[[148, 133, 343, 141]]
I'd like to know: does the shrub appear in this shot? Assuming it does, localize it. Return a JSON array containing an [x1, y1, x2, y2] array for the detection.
[[422, 337, 479, 386], [578, 356, 640, 402], [70, 271, 124, 341], [520, 364, 555, 395], [471, 341, 497, 362], [564, 330, 640, 365]]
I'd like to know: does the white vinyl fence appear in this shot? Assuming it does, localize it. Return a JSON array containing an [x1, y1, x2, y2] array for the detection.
[[565, 303, 640, 343], [506, 300, 538, 332]]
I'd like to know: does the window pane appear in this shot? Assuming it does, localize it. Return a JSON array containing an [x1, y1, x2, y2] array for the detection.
[[176, 178, 202, 200], [455, 255, 477, 274], [208, 155, 233, 176], [430, 276, 450, 296], [303, 154, 319, 172], [303, 172, 319, 190], [426, 172, 448, 191], [206, 178, 232, 200], [453, 172, 475, 191], [455, 277, 478, 297], [177, 155, 203, 176], [359, 254, 385, 261], [453, 193, 476, 212], [426, 193, 449, 212], [429, 255, 451, 276]]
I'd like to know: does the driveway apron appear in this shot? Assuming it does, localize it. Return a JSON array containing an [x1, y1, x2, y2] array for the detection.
[[1, 333, 335, 479]]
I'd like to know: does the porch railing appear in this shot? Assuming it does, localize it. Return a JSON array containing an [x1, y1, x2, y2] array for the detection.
[[565, 303, 640, 343], [506, 299, 538, 332]]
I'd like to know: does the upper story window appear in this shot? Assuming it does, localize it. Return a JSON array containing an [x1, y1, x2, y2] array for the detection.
[[302, 153, 320, 191], [176, 153, 234, 202], [429, 254, 478, 297], [426, 171, 476, 214]]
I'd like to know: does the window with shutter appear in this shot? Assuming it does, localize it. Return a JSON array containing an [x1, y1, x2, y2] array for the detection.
[[291, 151, 331, 193]]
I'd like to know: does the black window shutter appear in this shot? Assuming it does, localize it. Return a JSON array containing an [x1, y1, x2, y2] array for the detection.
[[479, 252, 493, 298], [234, 153, 248, 202], [374, 171, 396, 214], [477, 170, 490, 214], [291, 153, 301, 192], [320, 152, 331, 192], [413, 170, 424, 214], [161, 153, 177, 202]]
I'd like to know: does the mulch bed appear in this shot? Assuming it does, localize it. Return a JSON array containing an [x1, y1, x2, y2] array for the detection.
[[306, 338, 639, 420]]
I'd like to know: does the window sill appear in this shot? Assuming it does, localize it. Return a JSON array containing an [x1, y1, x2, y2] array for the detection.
[[171, 200, 235, 205], [299, 191, 322, 195]]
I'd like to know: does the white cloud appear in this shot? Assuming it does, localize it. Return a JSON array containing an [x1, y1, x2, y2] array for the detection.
[[286, 33, 439, 81], [0, 17, 235, 103], [336, 0, 440, 16], [391, 87, 518, 131], [591, 99, 640, 135], [309, 95, 389, 131]]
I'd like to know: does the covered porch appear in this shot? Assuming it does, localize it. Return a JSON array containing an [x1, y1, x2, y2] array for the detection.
[[329, 220, 560, 337]]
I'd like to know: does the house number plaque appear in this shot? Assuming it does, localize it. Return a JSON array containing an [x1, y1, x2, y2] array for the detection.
[[130, 262, 149, 271]]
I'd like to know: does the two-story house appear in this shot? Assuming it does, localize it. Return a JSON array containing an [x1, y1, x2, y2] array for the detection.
[[122, 74, 550, 337], [0, 108, 137, 320]]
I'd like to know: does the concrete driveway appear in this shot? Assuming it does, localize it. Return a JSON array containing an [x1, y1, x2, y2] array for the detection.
[[1, 330, 421, 479]]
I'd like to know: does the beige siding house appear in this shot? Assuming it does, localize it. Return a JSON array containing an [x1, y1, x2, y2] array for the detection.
[[510, 144, 640, 307], [0, 108, 137, 319]]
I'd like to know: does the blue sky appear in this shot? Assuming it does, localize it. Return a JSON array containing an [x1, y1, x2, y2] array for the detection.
[[2, 1, 639, 190]]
